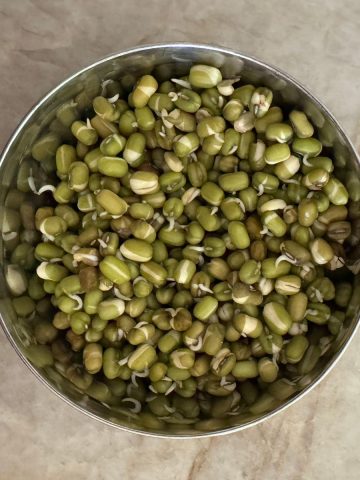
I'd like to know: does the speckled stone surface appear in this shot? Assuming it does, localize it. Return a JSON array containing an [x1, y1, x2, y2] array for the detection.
[[1, 1, 360, 479]]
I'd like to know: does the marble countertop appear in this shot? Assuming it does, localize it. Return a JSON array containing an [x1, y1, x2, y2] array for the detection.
[[1, 1, 360, 478]]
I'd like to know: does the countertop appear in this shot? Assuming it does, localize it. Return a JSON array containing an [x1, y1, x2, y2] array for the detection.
[[1, 1, 360, 479]]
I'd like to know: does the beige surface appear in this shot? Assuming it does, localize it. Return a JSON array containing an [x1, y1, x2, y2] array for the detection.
[[1, 1, 360, 479]]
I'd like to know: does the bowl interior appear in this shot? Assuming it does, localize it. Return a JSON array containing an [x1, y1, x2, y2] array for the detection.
[[1, 43, 359, 437]]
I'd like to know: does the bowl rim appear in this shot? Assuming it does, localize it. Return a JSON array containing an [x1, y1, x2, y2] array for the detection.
[[1, 41, 359, 438]]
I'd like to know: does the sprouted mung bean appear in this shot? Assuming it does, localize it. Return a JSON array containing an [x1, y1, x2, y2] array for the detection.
[[3, 63, 358, 426]]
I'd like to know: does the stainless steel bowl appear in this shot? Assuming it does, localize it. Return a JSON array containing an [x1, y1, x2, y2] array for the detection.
[[1, 43, 359, 438]]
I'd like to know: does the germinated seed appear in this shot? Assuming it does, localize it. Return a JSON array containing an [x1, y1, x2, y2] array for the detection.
[[6, 62, 354, 425]]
